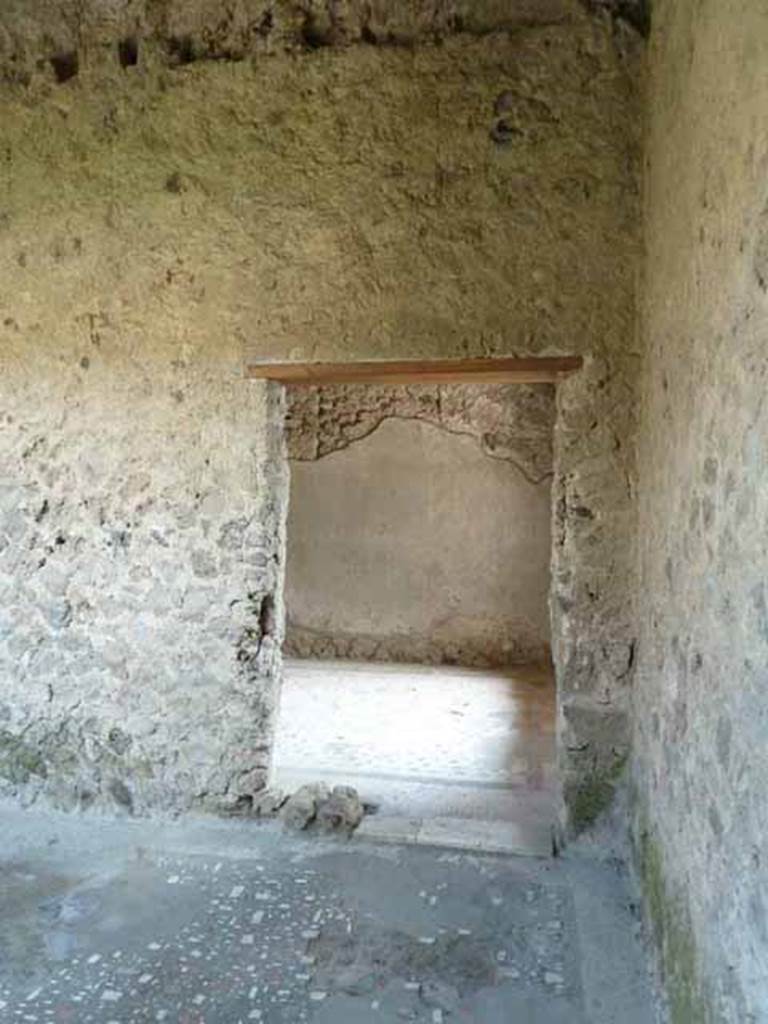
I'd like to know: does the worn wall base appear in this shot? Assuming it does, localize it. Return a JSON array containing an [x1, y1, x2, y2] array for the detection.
[[284, 625, 551, 670]]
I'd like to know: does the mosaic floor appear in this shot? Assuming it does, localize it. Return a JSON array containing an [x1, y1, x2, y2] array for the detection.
[[0, 806, 659, 1023]]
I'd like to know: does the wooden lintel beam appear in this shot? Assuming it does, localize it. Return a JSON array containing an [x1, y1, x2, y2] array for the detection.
[[245, 356, 582, 386]]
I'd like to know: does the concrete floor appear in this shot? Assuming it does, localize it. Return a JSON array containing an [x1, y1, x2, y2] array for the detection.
[[0, 805, 660, 1023], [272, 660, 557, 838]]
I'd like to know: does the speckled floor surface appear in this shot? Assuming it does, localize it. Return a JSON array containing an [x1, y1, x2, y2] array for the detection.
[[272, 660, 557, 830], [0, 806, 660, 1024]]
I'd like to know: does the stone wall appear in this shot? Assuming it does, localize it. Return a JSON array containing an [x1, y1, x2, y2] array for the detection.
[[0, 350, 287, 816], [0, 1, 642, 826], [634, 0, 768, 1019], [284, 383, 553, 668]]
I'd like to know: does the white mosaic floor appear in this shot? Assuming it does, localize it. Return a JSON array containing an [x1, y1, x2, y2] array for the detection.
[[272, 660, 557, 840]]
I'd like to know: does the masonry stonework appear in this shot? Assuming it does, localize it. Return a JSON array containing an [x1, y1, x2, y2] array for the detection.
[[0, 1, 642, 828]]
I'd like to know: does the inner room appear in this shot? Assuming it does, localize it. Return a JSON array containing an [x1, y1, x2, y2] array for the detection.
[[271, 378, 558, 846]]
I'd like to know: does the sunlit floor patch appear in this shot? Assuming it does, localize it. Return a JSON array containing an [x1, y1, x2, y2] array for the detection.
[[272, 659, 557, 837]]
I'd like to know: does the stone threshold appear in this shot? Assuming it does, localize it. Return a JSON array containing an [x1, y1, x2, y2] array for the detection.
[[0, 801, 554, 863], [354, 814, 555, 858]]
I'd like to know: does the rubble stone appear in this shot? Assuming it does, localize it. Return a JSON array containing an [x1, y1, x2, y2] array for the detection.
[[316, 786, 365, 834], [281, 784, 331, 831], [252, 789, 288, 818]]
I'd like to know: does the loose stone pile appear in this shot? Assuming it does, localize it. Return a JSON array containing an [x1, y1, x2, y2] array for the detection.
[[253, 784, 365, 835]]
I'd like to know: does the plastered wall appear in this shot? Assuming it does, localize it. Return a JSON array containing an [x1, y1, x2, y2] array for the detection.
[[0, 1, 642, 825], [284, 384, 554, 668], [634, 0, 768, 1018]]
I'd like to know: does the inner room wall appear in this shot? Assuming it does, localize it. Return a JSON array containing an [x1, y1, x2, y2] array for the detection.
[[284, 383, 554, 668]]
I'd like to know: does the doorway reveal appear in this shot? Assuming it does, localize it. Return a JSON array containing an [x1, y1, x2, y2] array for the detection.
[[268, 370, 562, 847]]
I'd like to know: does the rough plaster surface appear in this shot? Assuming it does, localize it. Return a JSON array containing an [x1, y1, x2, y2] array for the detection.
[[0, 0, 644, 78], [285, 416, 552, 668], [0, 7, 641, 823], [286, 382, 555, 482], [634, 1, 768, 1019]]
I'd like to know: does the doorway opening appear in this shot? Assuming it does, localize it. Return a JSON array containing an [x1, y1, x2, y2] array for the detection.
[[267, 362, 564, 849]]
